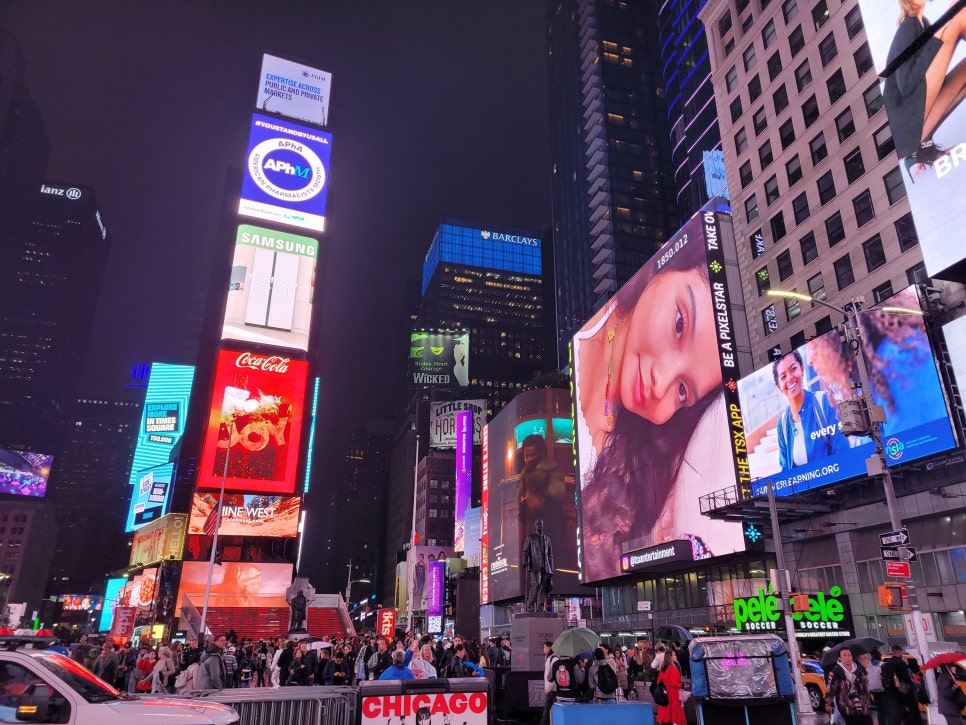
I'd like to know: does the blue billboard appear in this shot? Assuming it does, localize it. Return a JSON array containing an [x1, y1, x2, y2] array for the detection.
[[128, 363, 193, 489], [125, 462, 176, 532], [239, 112, 332, 233], [98, 577, 128, 632]]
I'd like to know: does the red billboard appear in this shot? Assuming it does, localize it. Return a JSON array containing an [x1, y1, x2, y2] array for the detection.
[[377, 608, 396, 639], [197, 349, 307, 495]]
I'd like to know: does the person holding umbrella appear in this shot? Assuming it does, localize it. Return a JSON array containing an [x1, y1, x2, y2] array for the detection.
[[936, 662, 966, 725], [826, 647, 872, 725]]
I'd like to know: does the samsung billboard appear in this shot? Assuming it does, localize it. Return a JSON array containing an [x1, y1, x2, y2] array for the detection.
[[257, 54, 332, 128], [128, 363, 194, 489]]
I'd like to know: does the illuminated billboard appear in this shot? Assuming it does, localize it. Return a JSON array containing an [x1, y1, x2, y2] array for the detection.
[[407, 546, 454, 614], [856, 1, 966, 280], [453, 411, 472, 553], [125, 462, 176, 532], [128, 363, 194, 488], [429, 399, 485, 448], [0, 449, 53, 498], [238, 113, 332, 233], [482, 388, 581, 603], [197, 349, 308, 495], [222, 225, 318, 352], [737, 286, 955, 495], [129, 513, 187, 567], [177, 561, 293, 614], [98, 577, 127, 632], [58, 594, 102, 612], [409, 331, 469, 388], [426, 560, 446, 617], [572, 201, 747, 584], [257, 54, 332, 127], [189, 493, 300, 538]]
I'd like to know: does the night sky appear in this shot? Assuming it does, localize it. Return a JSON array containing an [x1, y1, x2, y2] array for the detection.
[[1, 2, 552, 585]]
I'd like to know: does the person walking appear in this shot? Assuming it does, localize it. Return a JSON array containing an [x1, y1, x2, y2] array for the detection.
[[937, 663, 965, 725], [656, 649, 686, 725], [826, 648, 873, 725], [587, 647, 618, 702], [881, 646, 915, 725], [197, 635, 228, 690], [862, 651, 886, 725], [151, 646, 177, 694], [540, 642, 560, 725], [614, 646, 630, 699]]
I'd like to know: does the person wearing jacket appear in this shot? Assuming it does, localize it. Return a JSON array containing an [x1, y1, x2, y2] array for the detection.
[[197, 635, 228, 690], [379, 650, 416, 680], [540, 642, 560, 725], [151, 646, 177, 694], [657, 650, 686, 725], [937, 663, 965, 725], [444, 645, 485, 678], [881, 646, 915, 725], [176, 656, 201, 694], [587, 647, 617, 701], [825, 648, 872, 725]]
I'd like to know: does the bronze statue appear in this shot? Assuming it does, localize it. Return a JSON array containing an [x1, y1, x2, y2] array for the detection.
[[522, 518, 554, 611]]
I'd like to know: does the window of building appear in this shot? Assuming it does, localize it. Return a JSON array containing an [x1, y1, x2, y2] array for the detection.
[[895, 212, 919, 251], [785, 294, 802, 320], [864, 83, 884, 118], [819, 33, 838, 67], [791, 330, 807, 348], [750, 229, 766, 258], [740, 160, 754, 188], [815, 315, 833, 335], [756, 267, 771, 296], [777, 249, 794, 280], [793, 191, 811, 223], [789, 25, 805, 56], [774, 84, 789, 114], [812, 0, 830, 30], [744, 44, 757, 72], [884, 166, 907, 204], [771, 211, 787, 241], [745, 194, 760, 222], [748, 74, 762, 101], [826, 211, 846, 246], [735, 127, 749, 154], [730, 96, 744, 123], [834, 253, 855, 289], [873, 123, 895, 159], [907, 261, 926, 284], [764, 174, 780, 205], [863, 234, 887, 272], [853, 189, 875, 226], [802, 94, 820, 127], [762, 19, 778, 48], [800, 232, 818, 264], [836, 107, 855, 141], [817, 170, 836, 205], [759, 140, 774, 168], [844, 147, 866, 183], [855, 43, 874, 76], [762, 303, 779, 333], [810, 132, 828, 165], [873, 280, 895, 303], [845, 6, 864, 38], [786, 154, 803, 185], [726, 66, 739, 92], [719, 11, 733, 37], [782, 0, 798, 24], [779, 118, 796, 149], [808, 272, 827, 301], [753, 106, 768, 135], [726, 37, 736, 55], [743, 13, 755, 32], [796, 60, 813, 92], [768, 51, 783, 81], [737, 0, 751, 13], [827, 69, 847, 104]]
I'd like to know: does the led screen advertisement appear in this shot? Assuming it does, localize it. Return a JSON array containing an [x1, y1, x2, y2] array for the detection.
[[197, 349, 307, 495], [426, 560, 446, 617], [129, 513, 187, 567], [408, 546, 454, 613], [482, 388, 581, 603], [856, 0, 966, 280], [189, 493, 300, 538], [453, 411, 472, 553], [429, 399, 486, 448], [177, 561, 293, 613], [572, 202, 747, 584], [239, 113, 332, 233], [128, 363, 194, 488], [223, 225, 318, 352], [0, 449, 53, 498], [98, 577, 127, 632], [125, 462, 176, 532], [409, 331, 469, 388], [257, 53, 332, 127]]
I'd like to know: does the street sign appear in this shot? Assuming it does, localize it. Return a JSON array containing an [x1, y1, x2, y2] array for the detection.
[[886, 561, 912, 578], [880, 529, 910, 547], [881, 545, 918, 562]]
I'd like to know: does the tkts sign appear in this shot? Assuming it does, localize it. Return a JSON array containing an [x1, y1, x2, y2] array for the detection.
[[377, 608, 396, 639]]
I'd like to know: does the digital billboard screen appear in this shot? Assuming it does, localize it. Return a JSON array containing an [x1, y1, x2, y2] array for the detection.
[[408, 546, 454, 614], [409, 331, 469, 388], [453, 411, 472, 553], [0, 449, 53, 498], [125, 462, 176, 532], [572, 202, 746, 583], [222, 225, 318, 352], [257, 53, 332, 127], [429, 399, 486, 448], [197, 349, 307, 495], [128, 363, 194, 489], [129, 513, 187, 567], [239, 113, 332, 233], [856, 0, 966, 280], [189, 493, 300, 538], [177, 561, 293, 613], [98, 577, 127, 632]]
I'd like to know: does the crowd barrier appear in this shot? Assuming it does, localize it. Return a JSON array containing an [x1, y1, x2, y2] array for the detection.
[[179, 685, 357, 725]]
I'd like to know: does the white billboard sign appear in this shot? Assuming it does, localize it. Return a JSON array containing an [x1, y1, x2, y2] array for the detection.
[[257, 54, 332, 127], [429, 399, 486, 448]]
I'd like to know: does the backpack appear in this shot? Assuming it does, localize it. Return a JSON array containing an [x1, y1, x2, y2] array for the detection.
[[174, 668, 190, 691], [596, 663, 618, 695], [651, 678, 669, 706], [554, 662, 572, 689]]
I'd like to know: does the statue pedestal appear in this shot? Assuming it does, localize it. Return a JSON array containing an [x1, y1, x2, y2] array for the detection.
[[286, 630, 312, 642], [510, 612, 564, 671]]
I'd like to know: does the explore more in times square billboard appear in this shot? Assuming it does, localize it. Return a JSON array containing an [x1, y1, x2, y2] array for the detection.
[[239, 113, 332, 234], [127, 363, 195, 489], [257, 54, 332, 128], [409, 331, 469, 389], [223, 225, 318, 352], [125, 462, 176, 532], [737, 286, 956, 496], [0, 449, 53, 498], [197, 349, 308, 496], [571, 200, 748, 584], [856, 1, 966, 280], [189, 493, 300, 538]]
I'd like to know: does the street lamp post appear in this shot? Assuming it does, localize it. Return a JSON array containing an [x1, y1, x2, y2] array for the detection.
[[345, 560, 370, 604]]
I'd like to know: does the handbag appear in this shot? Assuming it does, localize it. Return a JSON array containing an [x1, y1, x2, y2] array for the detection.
[[651, 678, 669, 707]]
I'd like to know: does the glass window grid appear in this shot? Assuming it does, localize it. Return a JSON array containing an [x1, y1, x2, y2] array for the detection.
[[853, 189, 876, 226], [808, 272, 827, 300], [844, 148, 866, 184], [789, 25, 805, 56], [777, 250, 794, 281], [765, 175, 780, 205], [819, 33, 838, 67], [423, 223, 542, 293], [895, 212, 919, 251], [818, 170, 836, 205], [793, 192, 811, 223], [874, 123, 895, 159], [787, 155, 803, 185], [810, 132, 829, 165], [826, 211, 846, 246], [827, 69, 847, 105], [796, 61, 813, 92], [834, 253, 855, 289], [800, 232, 818, 264], [884, 167, 907, 204], [802, 95, 820, 127], [863, 234, 887, 272]]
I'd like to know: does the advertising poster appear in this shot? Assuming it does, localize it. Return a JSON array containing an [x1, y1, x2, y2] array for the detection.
[[128, 363, 194, 488], [453, 411, 472, 553], [482, 388, 581, 602], [197, 349, 307, 495], [426, 560, 446, 617], [222, 224, 318, 352], [856, 1, 966, 280], [125, 462, 176, 532], [360, 691, 488, 725], [189, 493, 300, 537], [257, 53, 332, 127], [0, 449, 52, 498], [238, 112, 332, 233], [408, 546, 454, 613], [98, 577, 127, 632], [429, 399, 486, 448], [111, 606, 137, 641], [177, 561, 293, 614], [126, 568, 158, 614], [58, 594, 101, 612], [409, 332, 469, 388], [571, 201, 747, 583], [129, 513, 187, 567], [377, 608, 396, 639], [463, 507, 482, 560]]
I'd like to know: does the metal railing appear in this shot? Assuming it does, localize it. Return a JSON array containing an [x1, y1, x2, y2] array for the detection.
[[177, 685, 357, 725]]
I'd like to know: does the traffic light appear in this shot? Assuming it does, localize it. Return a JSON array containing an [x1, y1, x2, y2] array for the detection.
[[790, 593, 810, 613], [878, 583, 906, 609]]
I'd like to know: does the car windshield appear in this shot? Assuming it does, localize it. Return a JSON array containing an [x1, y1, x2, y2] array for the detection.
[[35, 653, 124, 703]]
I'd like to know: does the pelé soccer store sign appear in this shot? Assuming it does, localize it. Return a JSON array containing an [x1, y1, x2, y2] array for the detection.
[[733, 586, 855, 638]]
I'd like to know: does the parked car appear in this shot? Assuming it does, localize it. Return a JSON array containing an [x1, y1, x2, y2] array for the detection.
[[799, 658, 826, 712]]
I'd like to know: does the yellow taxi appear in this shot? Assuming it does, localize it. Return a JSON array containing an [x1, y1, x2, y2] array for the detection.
[[799, 659, 827, 712]]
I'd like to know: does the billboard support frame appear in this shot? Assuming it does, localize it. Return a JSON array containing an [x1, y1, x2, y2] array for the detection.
[[199, 419, 232, 639]]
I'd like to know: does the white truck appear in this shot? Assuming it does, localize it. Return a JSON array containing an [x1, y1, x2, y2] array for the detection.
[[0, 637, 238, 725]]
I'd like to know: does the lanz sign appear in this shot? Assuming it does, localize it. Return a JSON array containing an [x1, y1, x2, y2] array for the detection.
[[733, 586, 854, 636]]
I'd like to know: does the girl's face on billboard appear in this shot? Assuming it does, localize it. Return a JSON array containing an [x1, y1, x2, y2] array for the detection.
[[619, 269, 720, 425]]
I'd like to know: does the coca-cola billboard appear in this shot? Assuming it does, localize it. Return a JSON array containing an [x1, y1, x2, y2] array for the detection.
[[197, 348, 308, 495]]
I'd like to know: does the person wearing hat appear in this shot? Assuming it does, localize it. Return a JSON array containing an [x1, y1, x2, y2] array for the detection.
[[880, 646, 914, 725]]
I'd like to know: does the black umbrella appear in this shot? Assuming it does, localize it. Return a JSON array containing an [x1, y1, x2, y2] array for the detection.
[[654, 625, 694, 644], [821, 637, 885, 670]]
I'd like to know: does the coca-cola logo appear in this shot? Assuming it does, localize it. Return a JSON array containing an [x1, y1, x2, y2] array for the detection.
[[235, 352, 290, 373]]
